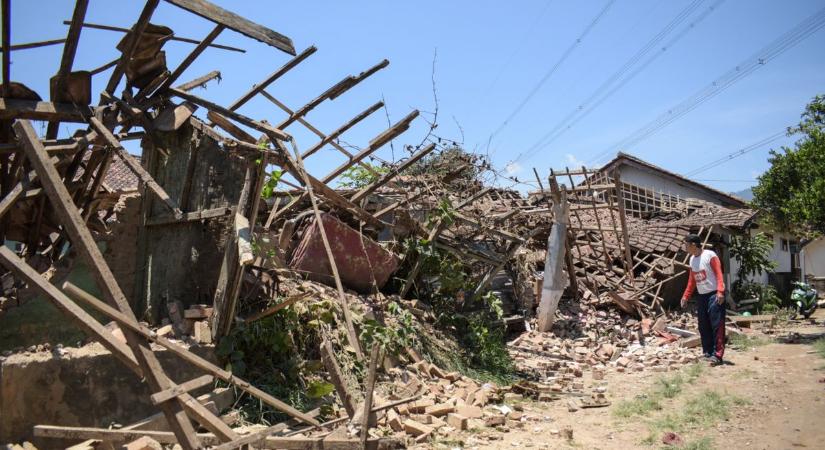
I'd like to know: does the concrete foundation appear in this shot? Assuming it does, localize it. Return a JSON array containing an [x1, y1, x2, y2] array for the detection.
[[0, 342, 216, 446]]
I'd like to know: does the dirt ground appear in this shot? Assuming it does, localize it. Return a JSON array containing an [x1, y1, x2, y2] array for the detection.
[[432, 312, 825, 450]]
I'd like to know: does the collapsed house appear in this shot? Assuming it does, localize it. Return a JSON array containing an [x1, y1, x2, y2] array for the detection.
[[0, 2, 768, 449]]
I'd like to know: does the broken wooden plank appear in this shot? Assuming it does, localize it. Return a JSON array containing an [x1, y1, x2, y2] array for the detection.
[[169, 87, 290, 141], [46, 0, 89, 138], [301, 101, 384, 159], [62, 281, 322, 427], [225, 46, 316, 111], [731, 314, 775, 327], [243, 292, 310, 323], [286, 140, 364, 359], [275, 59, 389, 130], [0, 38, 66, 52], [360, 344, 381, 447], [164, 0, 295, 55], [0, 98, 91, 121], [151, 375, 214, 405], [207, 110, 257, 143], [261, 101, 386, 227], [146, 206, 233, 227], [321, 110, 418, 183], [612, 169, 635, 281], [104, 0, 159, 94], [151, 24, 225, 97], [65, 20, 244, 52], [175, 70, 221, 91], [350, 143, 436, 202], [212, 212, 253, 339], [320, 337, 357, 418]]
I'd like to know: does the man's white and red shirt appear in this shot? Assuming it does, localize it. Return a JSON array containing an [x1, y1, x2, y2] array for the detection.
[[682, 249, 725, 299]]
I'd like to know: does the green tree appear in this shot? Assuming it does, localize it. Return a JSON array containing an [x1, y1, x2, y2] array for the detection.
[[752, 95, 825, 236]]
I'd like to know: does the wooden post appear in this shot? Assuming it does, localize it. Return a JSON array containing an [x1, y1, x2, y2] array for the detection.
[[536, 190, 570, 332], [13, 120, 202, 449], [361, 344, 381, 447], [612, 169, 635, 282], [46, 0, 89, 139], [320, 337, 357, 418], [285, 139, 364, 359]]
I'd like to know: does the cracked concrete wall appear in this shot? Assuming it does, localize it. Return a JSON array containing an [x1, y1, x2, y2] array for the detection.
[[0, 343, 215, 446]]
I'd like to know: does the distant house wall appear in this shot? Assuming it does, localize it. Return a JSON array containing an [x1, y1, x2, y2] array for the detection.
[[617, 165, 724, 204], [727, 230, 796, 298], [803, 238, 825, 278]]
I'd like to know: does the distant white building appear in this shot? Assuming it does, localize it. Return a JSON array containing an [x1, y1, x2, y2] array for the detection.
[[801, 237, 825, 292]]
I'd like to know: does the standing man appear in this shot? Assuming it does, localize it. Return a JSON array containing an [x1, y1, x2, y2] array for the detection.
[[680, 234, 726, 365]]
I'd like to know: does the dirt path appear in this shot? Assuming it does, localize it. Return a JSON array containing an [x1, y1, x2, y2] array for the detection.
[[436, 316, 825, 450]]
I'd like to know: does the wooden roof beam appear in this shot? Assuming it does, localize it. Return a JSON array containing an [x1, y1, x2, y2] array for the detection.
[[225, 46, 316, 112], [47, 0, 89, 139], [275, 59, 389, 130], [63, 20, 245, 53], [164, 0, 295, 55]]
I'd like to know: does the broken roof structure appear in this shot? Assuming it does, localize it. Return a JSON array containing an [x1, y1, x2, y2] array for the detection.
[[0, 1, 767, 448]]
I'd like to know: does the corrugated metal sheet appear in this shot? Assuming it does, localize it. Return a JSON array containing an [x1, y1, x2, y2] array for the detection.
[[289, 213, 399, 293]]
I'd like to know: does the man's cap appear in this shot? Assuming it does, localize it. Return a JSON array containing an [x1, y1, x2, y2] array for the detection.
[[684, 234, 702, 245]]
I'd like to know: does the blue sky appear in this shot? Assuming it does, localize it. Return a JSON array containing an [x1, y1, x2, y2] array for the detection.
[[6, 0, 825, 194]]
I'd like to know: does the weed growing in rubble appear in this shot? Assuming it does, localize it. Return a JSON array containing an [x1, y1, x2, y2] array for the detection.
[[260, 169, 284, 199], [215, 297, 338, 424], [360, 301, 417, 356], [339, 163, 389, 189]]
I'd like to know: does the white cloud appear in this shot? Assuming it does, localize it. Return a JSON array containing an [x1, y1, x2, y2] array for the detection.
[[505, 161, 522, 175]]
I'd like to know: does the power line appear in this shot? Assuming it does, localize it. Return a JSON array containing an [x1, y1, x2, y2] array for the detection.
[[482, 0, 555, 97], [683, 130, 786, 177], [488, 0, 617, 143], [518, 0, 725, 163], [587, 4, 825, 165]]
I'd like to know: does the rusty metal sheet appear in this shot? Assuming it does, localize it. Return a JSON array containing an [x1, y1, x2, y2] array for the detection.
[[289, 213, 399, 293]]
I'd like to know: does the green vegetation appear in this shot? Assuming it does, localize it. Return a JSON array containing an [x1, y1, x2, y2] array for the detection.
[[729, 232, 782, 311], [729, 333, 773, 350], [666, 436, 715, 450], [614, 363, 750, 450], [813, 337, 825, 359], [646, 390, 744, 445], [613, 364, 704, 418], [215, 297, 341, 424], [338, 163, 389, 189], [359, 300, 417, 356], [753, 94, 825, 236], [260, 169, 284, 199]]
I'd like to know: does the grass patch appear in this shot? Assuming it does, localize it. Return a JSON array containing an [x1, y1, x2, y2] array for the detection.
[[813, 337, 825, 359], [645, 390, 739, 446], [729, 333, 773, 350], [613, 364, 703, 419], [733, 368, 757, 380], [674, 436, 715, 450]]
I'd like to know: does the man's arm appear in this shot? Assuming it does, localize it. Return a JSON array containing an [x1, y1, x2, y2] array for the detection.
[[681, 273, 696, 307]]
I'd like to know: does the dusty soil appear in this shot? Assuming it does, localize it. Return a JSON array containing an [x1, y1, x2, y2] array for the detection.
[[434, 313, 825, 450]]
